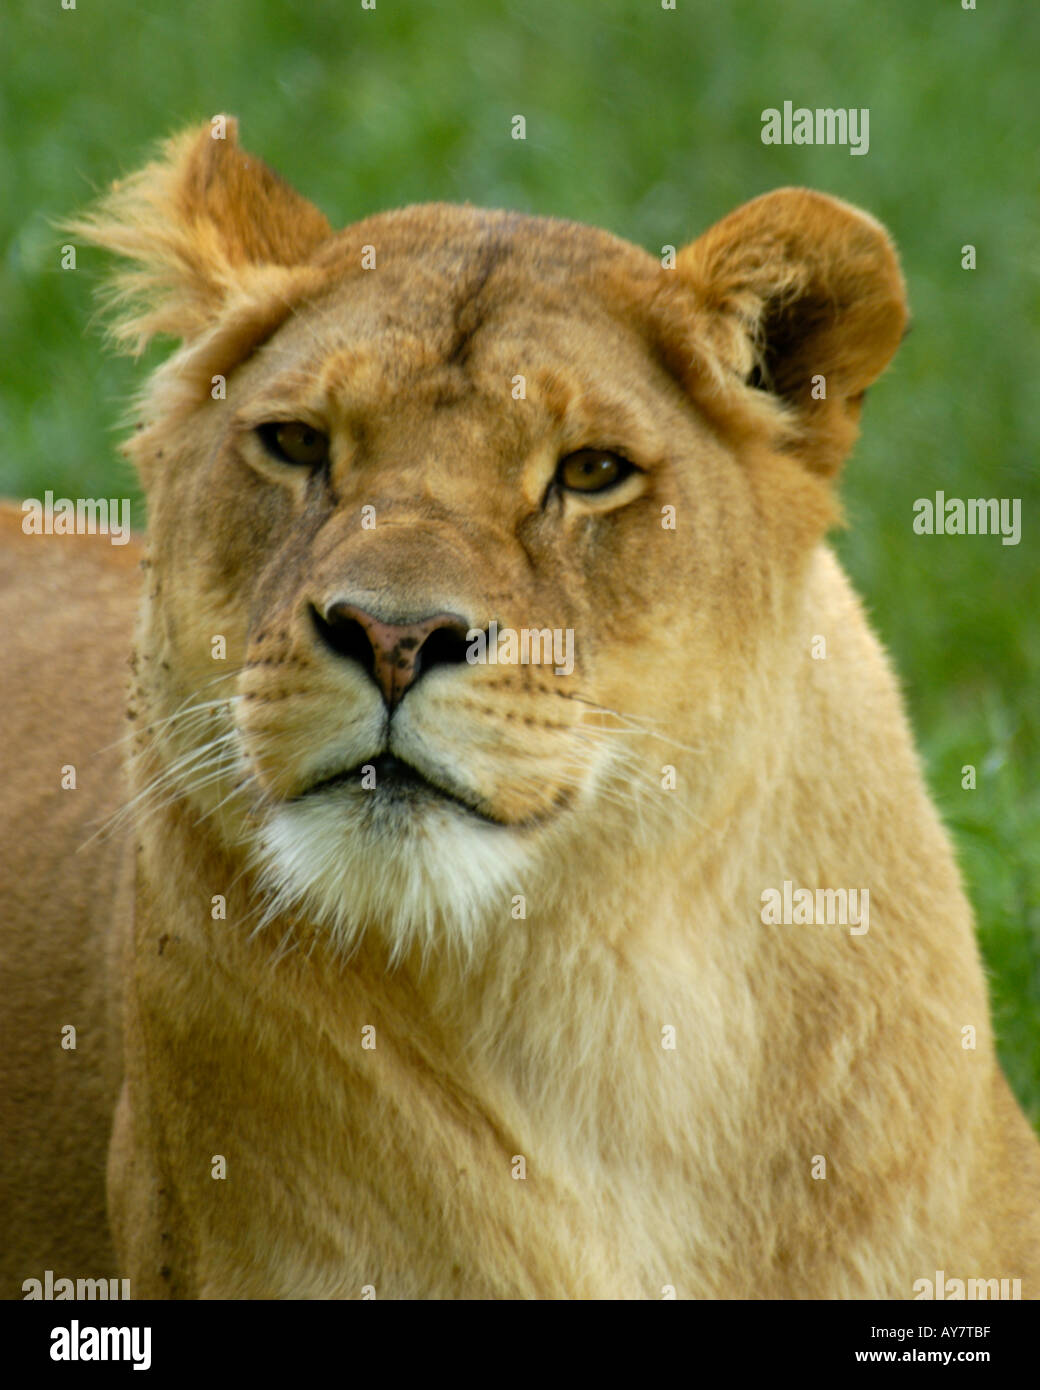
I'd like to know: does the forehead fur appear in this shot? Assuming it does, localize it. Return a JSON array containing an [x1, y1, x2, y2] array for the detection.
[[313, 201, 662, 304], [306, 205, 784, 438]]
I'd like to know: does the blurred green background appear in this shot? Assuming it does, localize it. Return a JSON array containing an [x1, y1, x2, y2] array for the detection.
[[2, 1, 1037, 1119]]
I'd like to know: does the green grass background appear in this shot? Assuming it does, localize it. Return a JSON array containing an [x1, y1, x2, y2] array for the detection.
[[2, 1, 1037, 1120]]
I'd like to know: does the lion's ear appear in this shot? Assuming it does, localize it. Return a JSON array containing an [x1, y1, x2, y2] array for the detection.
[[61, 117, 332, 355], [674, 188, 908, 474]]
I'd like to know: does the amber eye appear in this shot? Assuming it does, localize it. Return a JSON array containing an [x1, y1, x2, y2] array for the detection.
[[258, 421, 329, 467], [556, 449, 634, 494]]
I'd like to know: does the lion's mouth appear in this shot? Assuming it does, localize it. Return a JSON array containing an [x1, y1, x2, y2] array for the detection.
[[295, 752, 501, 825]]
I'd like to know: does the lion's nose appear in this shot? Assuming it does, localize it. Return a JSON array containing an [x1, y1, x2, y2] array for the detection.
[[314, 602, 473, 710]]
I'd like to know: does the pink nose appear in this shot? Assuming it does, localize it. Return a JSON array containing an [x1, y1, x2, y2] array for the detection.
[[317, 602, 472, 709]]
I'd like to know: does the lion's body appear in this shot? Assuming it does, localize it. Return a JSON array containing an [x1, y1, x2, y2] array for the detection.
[[1, 122, 1037, 1298], [0, 511, 133, 1287]]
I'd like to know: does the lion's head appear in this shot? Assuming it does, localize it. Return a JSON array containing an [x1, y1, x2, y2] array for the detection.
[[71, 119, 906, 965]]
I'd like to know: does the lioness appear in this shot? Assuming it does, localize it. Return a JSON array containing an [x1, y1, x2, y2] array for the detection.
[[1, 119, 1038, 1300]]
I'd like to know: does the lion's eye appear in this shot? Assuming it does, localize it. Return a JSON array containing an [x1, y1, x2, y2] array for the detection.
[[257, 421, 329, 467], [556, 449, 634, 494]]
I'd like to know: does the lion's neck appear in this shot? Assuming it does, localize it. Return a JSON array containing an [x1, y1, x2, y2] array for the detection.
[[131, 757, 778, 1157]]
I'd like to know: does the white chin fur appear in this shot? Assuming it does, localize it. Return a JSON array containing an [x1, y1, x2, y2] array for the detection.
[[252, 788, 534, 967]]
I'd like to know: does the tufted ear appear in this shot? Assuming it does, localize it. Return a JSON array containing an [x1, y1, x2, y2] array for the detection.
[[61, 116, 332, 355], [673, 188, 908, 475]]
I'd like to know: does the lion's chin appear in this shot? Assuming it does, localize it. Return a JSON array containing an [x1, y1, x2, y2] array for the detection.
[[252, 789, 534, 967]]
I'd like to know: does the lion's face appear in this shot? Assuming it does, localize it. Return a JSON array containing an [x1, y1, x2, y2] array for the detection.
[[79, 126, 904, 962]]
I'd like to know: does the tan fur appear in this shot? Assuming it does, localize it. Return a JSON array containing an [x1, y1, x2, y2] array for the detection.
[[2, 119, 1037, 1299]]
